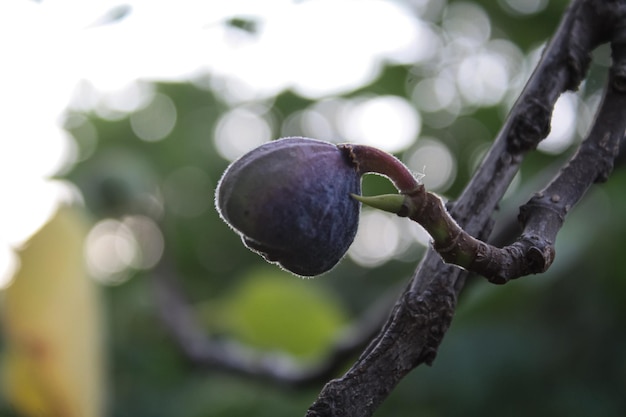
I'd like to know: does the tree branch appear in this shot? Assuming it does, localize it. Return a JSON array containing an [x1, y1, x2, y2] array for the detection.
[[306, 1, 625, 415], [151, 0, 626, 413], [351, 76, 625, 283], [152, 257, 401, 388]]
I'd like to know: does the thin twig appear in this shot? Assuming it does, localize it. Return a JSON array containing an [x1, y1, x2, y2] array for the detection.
[[152, 257, 401, 387]]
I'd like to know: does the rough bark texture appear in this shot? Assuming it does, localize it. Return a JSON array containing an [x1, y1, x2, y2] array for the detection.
[[306, 1, 626, 416]]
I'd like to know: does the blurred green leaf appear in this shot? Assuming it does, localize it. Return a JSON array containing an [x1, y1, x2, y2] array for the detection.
[[215, 267, 348, 359], [8, 1, 623, 416]]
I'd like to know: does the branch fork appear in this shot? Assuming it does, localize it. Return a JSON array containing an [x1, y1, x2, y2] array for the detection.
[[154, 2, 626, 416], [307, 1, 626, 416]]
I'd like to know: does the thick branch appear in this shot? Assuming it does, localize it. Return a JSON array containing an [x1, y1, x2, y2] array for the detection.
[[307, 1, 622, 416], [153, 0, 626, 411]]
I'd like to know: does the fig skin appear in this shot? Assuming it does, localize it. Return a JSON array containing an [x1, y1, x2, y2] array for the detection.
[[216, 137, 361, 276]]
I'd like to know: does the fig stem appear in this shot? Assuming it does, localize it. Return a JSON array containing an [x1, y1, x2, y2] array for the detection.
[[339, 144, 420, 193], [347, 146, 555, 284]]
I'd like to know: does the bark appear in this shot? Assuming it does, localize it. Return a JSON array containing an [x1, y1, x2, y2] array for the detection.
[[306, 1, 626, 415], [155, 0, 626, 414]]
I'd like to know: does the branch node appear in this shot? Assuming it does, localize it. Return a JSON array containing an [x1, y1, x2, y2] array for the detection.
[[525, 241, 555, 273], [507, 98, 552, 153]]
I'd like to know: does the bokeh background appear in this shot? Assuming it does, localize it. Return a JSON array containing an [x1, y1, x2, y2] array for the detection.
[[1, 0, 626, 416]]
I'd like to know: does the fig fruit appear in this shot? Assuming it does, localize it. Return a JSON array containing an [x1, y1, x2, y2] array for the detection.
[[216, 137, 361, 276]]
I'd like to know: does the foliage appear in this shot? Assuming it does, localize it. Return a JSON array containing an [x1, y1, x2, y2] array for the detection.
[[3, 0, 626, 416]]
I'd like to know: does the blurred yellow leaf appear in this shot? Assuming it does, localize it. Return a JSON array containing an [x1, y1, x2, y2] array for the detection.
[[1, 205, 105, 417]]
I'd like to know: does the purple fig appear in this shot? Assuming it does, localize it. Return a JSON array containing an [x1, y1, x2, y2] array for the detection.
[[215, 137, 361, 276]]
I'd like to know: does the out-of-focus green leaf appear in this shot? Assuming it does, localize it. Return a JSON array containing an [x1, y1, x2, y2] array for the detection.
[[216, 267, 348, 359]]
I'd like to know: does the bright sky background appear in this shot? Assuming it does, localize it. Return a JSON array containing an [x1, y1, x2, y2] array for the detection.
[[0, 0, 582, 285]]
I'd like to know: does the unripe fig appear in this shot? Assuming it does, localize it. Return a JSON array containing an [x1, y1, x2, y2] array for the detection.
[[216, 137, 361, 276]]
